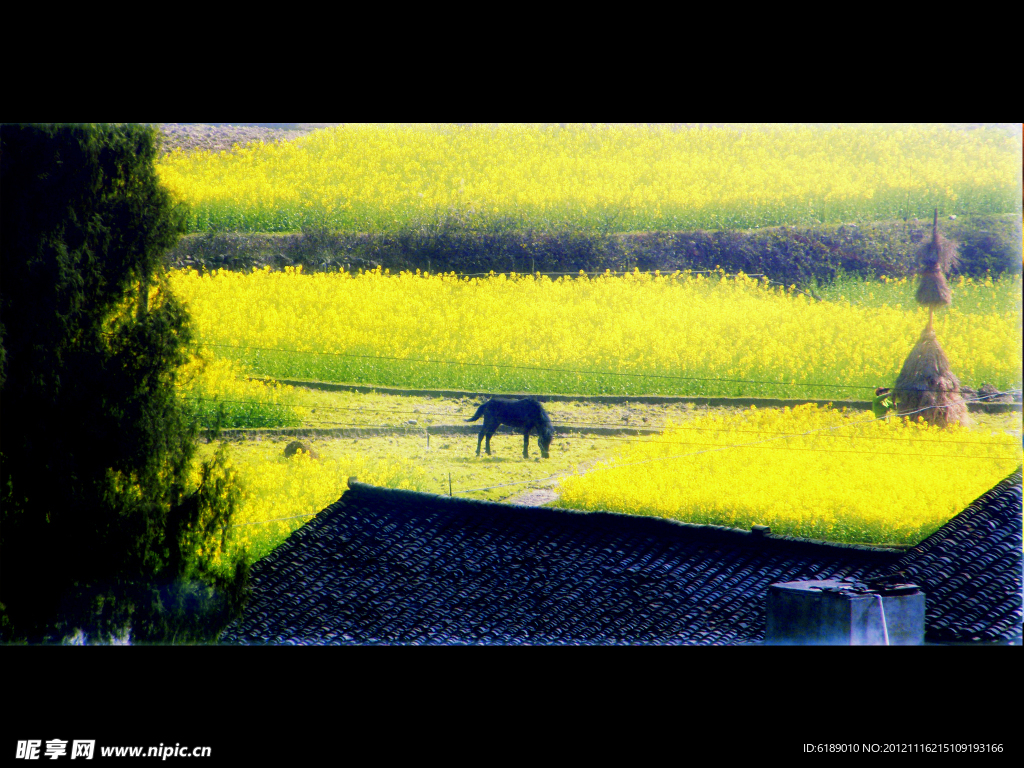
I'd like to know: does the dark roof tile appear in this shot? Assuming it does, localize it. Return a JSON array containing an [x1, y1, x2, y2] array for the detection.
[[871, 466, 1022, 643], [221, 467, 1022, 645]]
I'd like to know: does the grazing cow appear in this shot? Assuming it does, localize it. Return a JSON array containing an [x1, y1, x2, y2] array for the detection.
[[466, 397, 554, 459]]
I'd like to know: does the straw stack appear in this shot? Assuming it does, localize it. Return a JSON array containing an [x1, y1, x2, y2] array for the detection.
[[914, 209, 959, 317], [894, 209, 967, 427], [894, 319, 968, 427]]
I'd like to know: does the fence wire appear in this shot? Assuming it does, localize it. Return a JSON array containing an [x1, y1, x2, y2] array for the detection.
[[194, 342, 1024, 396], [222, 397, 1022, 528], [190, 392, 1022, 450]]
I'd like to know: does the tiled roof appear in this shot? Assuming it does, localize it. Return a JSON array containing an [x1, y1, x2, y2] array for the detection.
[[221, 468, 1022, 645], [872, 466, 1022, 644]]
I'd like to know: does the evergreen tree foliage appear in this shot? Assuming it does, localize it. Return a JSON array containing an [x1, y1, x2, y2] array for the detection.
[[0, 124, 248, 643]]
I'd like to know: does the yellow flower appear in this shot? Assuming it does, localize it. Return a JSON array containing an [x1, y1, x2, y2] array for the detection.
[[558, 404, 1021, 545], [156, 124, 1021, 234]]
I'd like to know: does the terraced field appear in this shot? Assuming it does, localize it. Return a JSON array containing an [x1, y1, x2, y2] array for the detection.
[[156, 123, 1021, 564]]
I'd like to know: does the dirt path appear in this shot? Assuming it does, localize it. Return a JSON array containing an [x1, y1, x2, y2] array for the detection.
[[505, 488, 560, 506]]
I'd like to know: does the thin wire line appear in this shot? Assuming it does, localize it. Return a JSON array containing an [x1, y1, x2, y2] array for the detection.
[[569, 400, 1023, 477], [319, 269, 768, 279], [187, 395, 1023, 448], [203, 342, 848, 388], [188, 396, 457, 418], [226, 397, 1021, 522], [549, 402, 1022, 446], [201, 423, 1021, 457], [195, 343, 1024, 395], [573, 442, 1019, 460], [216, 398, 1021, 527]]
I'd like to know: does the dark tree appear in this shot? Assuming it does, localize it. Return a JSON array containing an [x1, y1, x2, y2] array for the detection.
[[1, 124, 248, 643]]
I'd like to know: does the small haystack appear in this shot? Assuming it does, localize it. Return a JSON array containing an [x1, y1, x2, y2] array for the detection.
[[914, 209, 959, 318], [894, 318, 968, 427], [915, 264, 953, 308]]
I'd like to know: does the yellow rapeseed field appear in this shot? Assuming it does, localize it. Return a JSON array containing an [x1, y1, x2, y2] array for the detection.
[[167, 268, 1020, 553], [168, 267, 1022, 400], [177, 351, 306, 428], [195, 444, 427, 566], [156, 123, 1023, 233], [556, 404, 1022, 545]]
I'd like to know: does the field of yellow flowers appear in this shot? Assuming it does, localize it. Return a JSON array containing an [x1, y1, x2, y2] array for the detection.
[[193, 441, 428, 566], [556, 404, 1022, 546], [156, 123, 1023, 235], [169, 267, 1022, 405], [168, 264, 1020, 557]]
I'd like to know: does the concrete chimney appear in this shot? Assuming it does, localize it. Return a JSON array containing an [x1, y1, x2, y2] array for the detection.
[[766, 579, 925, 645]]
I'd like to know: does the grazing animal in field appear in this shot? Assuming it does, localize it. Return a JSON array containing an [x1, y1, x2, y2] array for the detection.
[[466, 398, 554, 459]]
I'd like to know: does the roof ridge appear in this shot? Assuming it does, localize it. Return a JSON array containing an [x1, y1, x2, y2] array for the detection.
[[342, 479, 902, 559], [900, 465, 1022, 554]]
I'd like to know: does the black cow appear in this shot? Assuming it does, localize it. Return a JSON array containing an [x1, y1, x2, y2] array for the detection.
[[466, 398, 554, 459]]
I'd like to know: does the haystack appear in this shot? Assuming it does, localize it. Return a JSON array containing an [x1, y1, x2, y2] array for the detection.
[[892, 208, 967, 427], [914, 209, 959, 315], [915, 264, 952, 308], [894, 318, 968, 427]]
